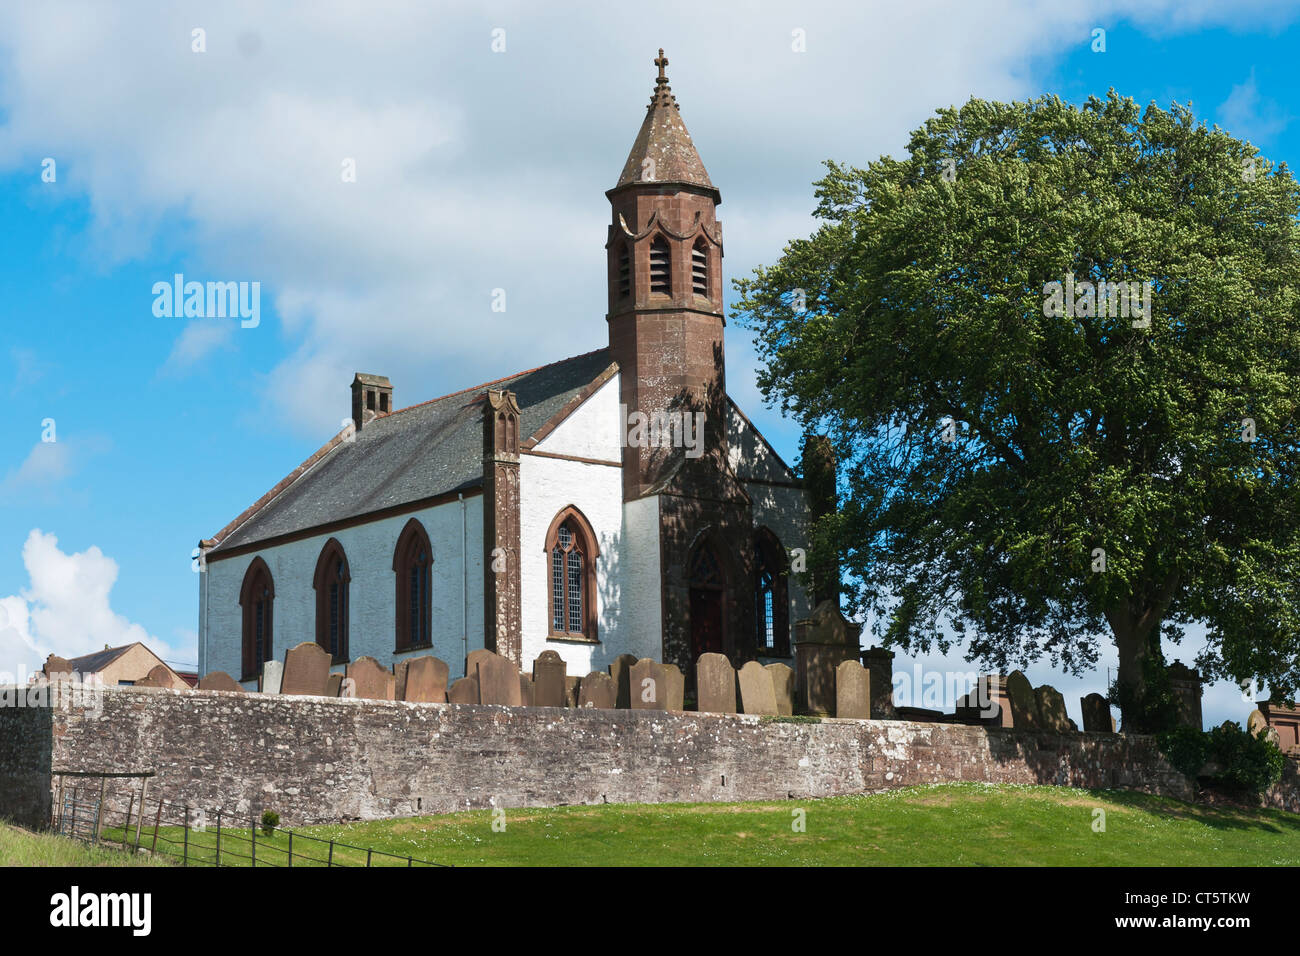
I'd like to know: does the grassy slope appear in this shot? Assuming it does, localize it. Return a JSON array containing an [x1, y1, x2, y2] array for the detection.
[[0, 823, 167, 867], [114, 783, 1300, 867]]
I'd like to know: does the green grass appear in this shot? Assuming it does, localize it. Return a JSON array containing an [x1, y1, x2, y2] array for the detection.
[[103, 783, 1300, 866], [0, 823, 169, 867]]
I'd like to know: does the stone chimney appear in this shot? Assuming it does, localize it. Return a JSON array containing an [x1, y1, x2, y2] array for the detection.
[[350, 374, 393, 431]]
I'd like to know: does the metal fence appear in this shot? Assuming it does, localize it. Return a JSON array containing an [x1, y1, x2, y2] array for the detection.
[[51, 771, 451, 867]]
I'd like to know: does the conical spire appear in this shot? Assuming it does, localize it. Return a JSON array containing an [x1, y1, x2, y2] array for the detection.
[[614, 49, 715, 192]]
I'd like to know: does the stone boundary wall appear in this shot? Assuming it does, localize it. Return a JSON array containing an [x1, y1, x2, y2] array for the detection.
[[5, 685, 1274, 829]]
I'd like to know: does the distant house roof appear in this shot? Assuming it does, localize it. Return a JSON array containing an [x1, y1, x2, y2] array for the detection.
[[61, 645, 133, 674], [207, 348, 618, 556]]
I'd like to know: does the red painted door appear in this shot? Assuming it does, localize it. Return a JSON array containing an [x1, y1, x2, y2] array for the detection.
[[690, 587, 724, 657]]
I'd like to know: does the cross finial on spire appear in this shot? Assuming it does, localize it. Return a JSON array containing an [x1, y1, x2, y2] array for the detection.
[[655, 48, 668, 81]]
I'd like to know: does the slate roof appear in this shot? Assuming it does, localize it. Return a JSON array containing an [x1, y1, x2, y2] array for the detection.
[[209, 348, 616, 554], [63, 644, 133, 674]]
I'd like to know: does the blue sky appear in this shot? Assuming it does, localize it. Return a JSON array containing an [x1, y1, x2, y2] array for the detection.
[[0, 1, 1296, 726]]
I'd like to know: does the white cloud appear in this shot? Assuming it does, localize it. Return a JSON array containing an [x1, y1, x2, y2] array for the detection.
[[160, 320, 235, 374], [2, 0, 1290, 431], [0, 530, 188, 679], [1, 434, 111, 500], [1217, 69, 1289, 144]]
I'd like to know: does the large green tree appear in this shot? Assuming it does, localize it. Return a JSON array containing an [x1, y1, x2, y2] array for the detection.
[[734, 93, 1300, 730]]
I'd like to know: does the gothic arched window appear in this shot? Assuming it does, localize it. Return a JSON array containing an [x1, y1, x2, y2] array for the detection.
[[545, 507, 599, 640], [393, 519, 433, 651], [239, 557, 275, 681], [692, 237, 709, 297], [753, 528, 790, 657], [313, 538, 350, 663], [649, 236, 671, 295]]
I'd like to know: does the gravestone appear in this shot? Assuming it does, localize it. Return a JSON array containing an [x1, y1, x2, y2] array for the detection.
[[533, 650, 568, 708], [578, 671, 616, 709], [1257, 701, 1300, 753], [696, 653, 736, 714], [1080, 693, 1115, 733], [1167, 661, 1204, 732], [765, 663, 795, 716], [476, 653, 522, 706], [663, 664, 685, 711], [1004, 670, 1039, 730], [630, 658, 668, 710], [281, 642, 332, 696], [346, 656, 395, 700], [401, 656, 449, 703], [466, 649, 496, 682], [794, 599, 860, 715], [138, 664, 182, 689], [565, 675, 581, 707], [737, 661, 778, 716], [834, 660, 871, 719], [519, 674, 535, 707], [860, 647, 897, 719], [198, 671, 245, 693], [1034, 685, 1072, 733], [326, 673, 344, 697], [610, 654, 639, 709], [260, 659, 283, 695], [448, 676, 480, 704]]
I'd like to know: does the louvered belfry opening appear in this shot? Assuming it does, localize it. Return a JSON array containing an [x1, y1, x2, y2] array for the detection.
[[691, 239, 708, 296], [649, 236, 671, 294], [618, 243, 631, 298]]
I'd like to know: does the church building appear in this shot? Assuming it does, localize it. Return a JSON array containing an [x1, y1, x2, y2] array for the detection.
[[197, 52, 814, 689]]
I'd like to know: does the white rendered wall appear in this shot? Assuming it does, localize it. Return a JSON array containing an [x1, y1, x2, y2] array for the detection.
[[519, 374, 648, 677], [201, 494, 484, 688]]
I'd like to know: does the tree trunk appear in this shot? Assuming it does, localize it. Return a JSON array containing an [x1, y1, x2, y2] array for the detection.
[[1107, 572, 1179, 733]]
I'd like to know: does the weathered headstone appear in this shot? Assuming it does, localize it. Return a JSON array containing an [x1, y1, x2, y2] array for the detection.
[[1081, 693, 1115, 733], [578, 671, 616, 709], [738, 661, 779, 716], [696, 653, 736, 714], [765, 662, 795, 716], [466, 649, 496, 682], [1004, 670, 1039, 730], [835, 659, 871, 719], [326, 673, 344, 697], [448, 676, 480, 704], [794, 599, 859, 715], [401, 656, 449, 703], [860, 647, 898, 719], [281, 642, 332, 696], [198, 671, 245, 693], [663, 664, 684, 711], [519, 673, 535, 707], [43, 655, 73, 680], [610, 653, 639, 709], [1247, 708, 1269, 736], [630, 658, 668, 710], [476, 652, 523, 706], [136, 664, 181, 689], [1034, 684, 1072, 733], [260, 659, 283, 695], [532, 650, 568, 708], [345, 656, 395, 700], [565, 675, 581, 707]]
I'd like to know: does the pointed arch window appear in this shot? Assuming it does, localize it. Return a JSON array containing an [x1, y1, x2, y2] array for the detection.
[[649, 236, 671, 295], [545, 507, 599, 640], [753, 529, 790, 657], [313, 538, 350, 663], [691, 237, 709, 297], [239, 557, 275, 681], [393, 519, 433, 652]]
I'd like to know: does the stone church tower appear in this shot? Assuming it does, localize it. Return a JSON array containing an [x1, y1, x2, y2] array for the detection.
[[606, 51, 756, 675]]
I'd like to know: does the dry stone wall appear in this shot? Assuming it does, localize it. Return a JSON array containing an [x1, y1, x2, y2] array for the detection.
[[0, 685, 1261, 829]]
